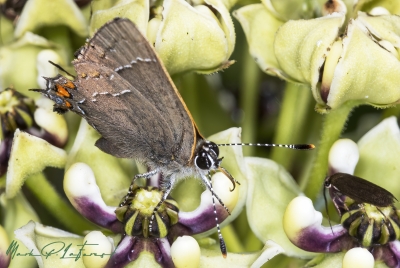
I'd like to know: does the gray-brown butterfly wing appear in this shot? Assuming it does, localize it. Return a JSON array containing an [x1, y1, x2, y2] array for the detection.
[[70, 63, 175, 162], [72, 18, 198, 165]]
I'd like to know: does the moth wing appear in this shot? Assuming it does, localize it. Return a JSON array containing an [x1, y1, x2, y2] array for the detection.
[[74, 18, 197, 164], [333, 173, 396, 207]]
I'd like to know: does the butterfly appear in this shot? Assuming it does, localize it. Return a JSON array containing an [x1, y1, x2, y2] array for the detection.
[[32, 18, 314, 256]]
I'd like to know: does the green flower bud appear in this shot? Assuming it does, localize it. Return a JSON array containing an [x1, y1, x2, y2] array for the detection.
[[233, 4, 285, 78], [90, 0, 235, 75], [236, 1, 400, 113], [14, 0, 88, 38], [262, 0, 320, 21], [316, 14, 400, 112], [0, 33, 67, 98]]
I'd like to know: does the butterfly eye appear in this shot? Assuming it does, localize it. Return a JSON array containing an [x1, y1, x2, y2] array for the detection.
[[195, 151, 212, 170], [325, 181, 331, 188], [209, 142, 219, 157], [204, 141, 219, 157]]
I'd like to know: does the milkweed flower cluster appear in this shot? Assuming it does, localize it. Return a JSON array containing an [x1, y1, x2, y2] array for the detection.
[[283, 117, 400, 267], [1, 0, 400, 267], [235, 0, 400, 113]]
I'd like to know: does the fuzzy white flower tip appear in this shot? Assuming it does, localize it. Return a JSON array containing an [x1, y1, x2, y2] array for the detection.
[[36, 49, 62, 88], [368, 7, 390, 16], [64, 163, 101, 201], [343, 248, 374, 268], [34, 104, 68, 145], [283, 196, 321, 239], [82, 231, 114, 268], [212, 172, 239, 212], [328, 139, 359, 174], [171, 236, 200, 268]]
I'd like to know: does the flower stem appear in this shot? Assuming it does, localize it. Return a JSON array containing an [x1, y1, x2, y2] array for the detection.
[[25, 172, 95, 233], [382, 105, 400, 119], [244, 231, 263, 251], [303, 102, 355, 201], [270, 82, 312, 170], [42, 26, 74, 61], [240, 49, 261, 156]]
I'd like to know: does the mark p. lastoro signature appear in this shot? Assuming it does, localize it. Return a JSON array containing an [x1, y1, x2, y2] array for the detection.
[[6, 240, 115, 261]]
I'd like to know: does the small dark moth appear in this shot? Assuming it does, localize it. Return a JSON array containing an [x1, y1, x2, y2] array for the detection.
[[32, 18, 314, 256], [323, 172, 397, 233]]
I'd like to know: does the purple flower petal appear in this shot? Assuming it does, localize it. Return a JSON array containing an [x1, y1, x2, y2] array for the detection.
[[106, 236, 138, 268], [0, 251, 10, 268], [284, 196, 358, 253], [73, 196, 123, 233], [105, 236, 174, 268], [295, 224, 357, 252], [26, 127, 66, 148], [0, 138, 12, 176], [372, 241, 400, 268], [172, 190, 229, 236], [64, 163, 123, 233]]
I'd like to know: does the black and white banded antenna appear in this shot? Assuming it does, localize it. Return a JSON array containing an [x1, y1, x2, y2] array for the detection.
[[217, 143, 315, 150], [207, 141, 314, 255], [207, 171, 227, 258]]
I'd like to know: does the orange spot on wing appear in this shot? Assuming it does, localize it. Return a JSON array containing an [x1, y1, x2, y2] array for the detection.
[[64, 81, 76, 89], [56, 84, 71, 98]]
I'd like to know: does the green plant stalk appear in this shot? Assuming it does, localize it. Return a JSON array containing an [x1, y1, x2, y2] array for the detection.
[[233, 209, 249, 241], [42, 26, 74, 61], [244, 230, 263, 251], [176, 72, 204, 131], [25, 172, 96, 233], [231, 208, 262, 251], [270, 82, 311, 170], [303, 102, 356, 201], [240, 50, 261, 156], [177, 72, 199, 116], [382, 105, 400, 119]]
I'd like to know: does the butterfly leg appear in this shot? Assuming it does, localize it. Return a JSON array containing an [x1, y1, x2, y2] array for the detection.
[[375, 206, 388, 225], [119, 169, 159, 207], [323, 187, 334, 234], [218, 166, 240, 191], [200, 172, 231, 215]]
